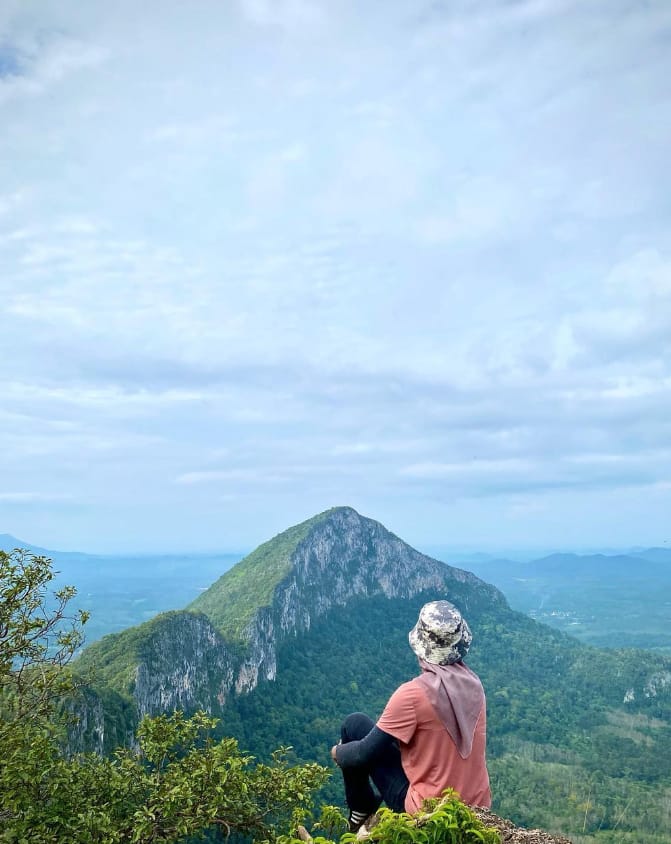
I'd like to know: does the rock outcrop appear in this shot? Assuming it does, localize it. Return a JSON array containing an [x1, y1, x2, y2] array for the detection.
[[472, 809, 573, 844], [132, 611, 237, 712]]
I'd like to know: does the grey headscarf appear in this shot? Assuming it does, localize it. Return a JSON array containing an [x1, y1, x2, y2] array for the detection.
[[409, 601, 484, 758], [415, 659, 485, 758]]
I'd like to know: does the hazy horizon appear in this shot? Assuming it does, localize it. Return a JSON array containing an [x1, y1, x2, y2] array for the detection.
[[1, 523, 668, 562]]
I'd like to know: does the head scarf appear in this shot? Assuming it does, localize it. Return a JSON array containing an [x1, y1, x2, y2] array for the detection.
[[414, 660, 485, 758]]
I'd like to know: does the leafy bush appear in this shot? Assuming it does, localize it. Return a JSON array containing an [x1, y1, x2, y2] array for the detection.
[[0, 550, 330, 843], [279, 793, 501, 844]]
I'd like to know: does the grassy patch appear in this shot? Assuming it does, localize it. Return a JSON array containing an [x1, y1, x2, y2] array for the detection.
[[188, 509, 333, 642]]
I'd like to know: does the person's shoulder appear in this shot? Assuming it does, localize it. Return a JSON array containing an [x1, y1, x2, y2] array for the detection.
[[397, 677, 427, 698], [392, 677, 435, 718], [387, 678, 419, 700]]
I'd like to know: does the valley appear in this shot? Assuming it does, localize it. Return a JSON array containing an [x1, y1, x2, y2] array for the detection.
[[456, 550, 671, 654]]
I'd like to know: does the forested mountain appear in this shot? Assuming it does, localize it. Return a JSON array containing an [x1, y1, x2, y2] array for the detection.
[[74, 507, 671, 843], [76, 507, 500, 721]]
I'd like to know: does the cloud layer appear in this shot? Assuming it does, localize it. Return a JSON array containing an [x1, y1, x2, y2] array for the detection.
[[1, 0, 669, 552]]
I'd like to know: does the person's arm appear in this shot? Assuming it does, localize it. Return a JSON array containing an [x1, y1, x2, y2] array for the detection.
[[333, 726, 397, 769]]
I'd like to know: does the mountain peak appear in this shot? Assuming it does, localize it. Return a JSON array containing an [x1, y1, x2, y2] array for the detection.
[[319, 505, 359, 517], [186, 505, 426, 643], [77, 508, 503, 719], [187, 507, 342, 642], [187, 506, 383, 639], [188, 506, 500, 693]]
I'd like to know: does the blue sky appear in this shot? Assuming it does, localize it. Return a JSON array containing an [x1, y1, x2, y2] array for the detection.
[[1, 0, 670, 553]]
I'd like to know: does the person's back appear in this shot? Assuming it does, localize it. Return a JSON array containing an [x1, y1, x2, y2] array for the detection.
[[377, 670, 490, 811], [332, 600, 491, 829]]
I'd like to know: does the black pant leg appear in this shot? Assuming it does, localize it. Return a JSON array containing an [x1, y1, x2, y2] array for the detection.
[[339, 713, 409, 814]]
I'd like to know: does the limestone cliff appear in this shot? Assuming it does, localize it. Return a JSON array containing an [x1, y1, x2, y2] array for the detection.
[[131, 611, 237, 712]]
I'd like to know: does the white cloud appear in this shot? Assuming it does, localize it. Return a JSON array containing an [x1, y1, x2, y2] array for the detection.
[[0, 0, 669, 550], [237, 0, 325, 30], [0, 35, 108, 104], [401, 459, 534, 479], [0, 188, 31, 216], [606, 249, 671, 299], [0, 491, 72, 503], [414, 179, 525, 244]]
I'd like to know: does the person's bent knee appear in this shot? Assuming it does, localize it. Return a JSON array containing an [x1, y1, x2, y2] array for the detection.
[[341, 712, 376, 743]]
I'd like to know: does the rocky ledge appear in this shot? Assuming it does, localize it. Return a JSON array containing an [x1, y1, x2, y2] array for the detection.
[[337, 799, 574, 844], [472, 808, 573, 844]]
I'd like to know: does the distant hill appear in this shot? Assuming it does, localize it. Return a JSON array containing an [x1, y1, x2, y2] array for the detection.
[[463, 550, 670, 581], [73, 507, 671, 843], [525, 551, 668, 579], [458, 550, 671, 652], [632, 547, 671, 565], [1, 533, 240, 647], [0, 533, 53, 555]]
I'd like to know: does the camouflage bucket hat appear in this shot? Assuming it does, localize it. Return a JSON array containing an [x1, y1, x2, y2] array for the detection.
[[408, 600, 472, 665]]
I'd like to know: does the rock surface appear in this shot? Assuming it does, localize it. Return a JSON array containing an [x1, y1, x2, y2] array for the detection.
[[472, 808, 573, 844], [232, 506, 503, 695]]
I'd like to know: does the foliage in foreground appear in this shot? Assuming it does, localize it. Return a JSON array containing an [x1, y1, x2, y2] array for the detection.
[[0, 548, 89, 739], [284, 794, 501, 844], [1, 549, 329, 843], [1, 709, 329, 843]]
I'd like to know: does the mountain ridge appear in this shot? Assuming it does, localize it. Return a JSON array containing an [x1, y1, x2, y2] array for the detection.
[[77, 507, 503, 712], [1, 533, 61, 556]]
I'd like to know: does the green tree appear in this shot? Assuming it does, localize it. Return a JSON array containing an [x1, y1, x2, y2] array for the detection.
[[0, 548, 89, 738], [0, 550, 329, 843]]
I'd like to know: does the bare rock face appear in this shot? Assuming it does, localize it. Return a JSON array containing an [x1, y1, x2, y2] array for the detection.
[[67, 685, 137, 756], [66, 691, 107, 754], [229, 507, 503, 696], [289, 507, 487, 610], [132, 612, 236, 716], [235, 606, 277, 694]]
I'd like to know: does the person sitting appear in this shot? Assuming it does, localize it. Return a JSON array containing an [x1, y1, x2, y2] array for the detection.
[[331, 600, 491, 832]]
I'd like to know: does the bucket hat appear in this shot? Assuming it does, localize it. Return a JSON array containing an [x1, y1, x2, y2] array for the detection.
[[408, 600, 472, 665]]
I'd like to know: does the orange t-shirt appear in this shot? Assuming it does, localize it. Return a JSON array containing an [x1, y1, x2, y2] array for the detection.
[[376, 678, 491, 813]]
